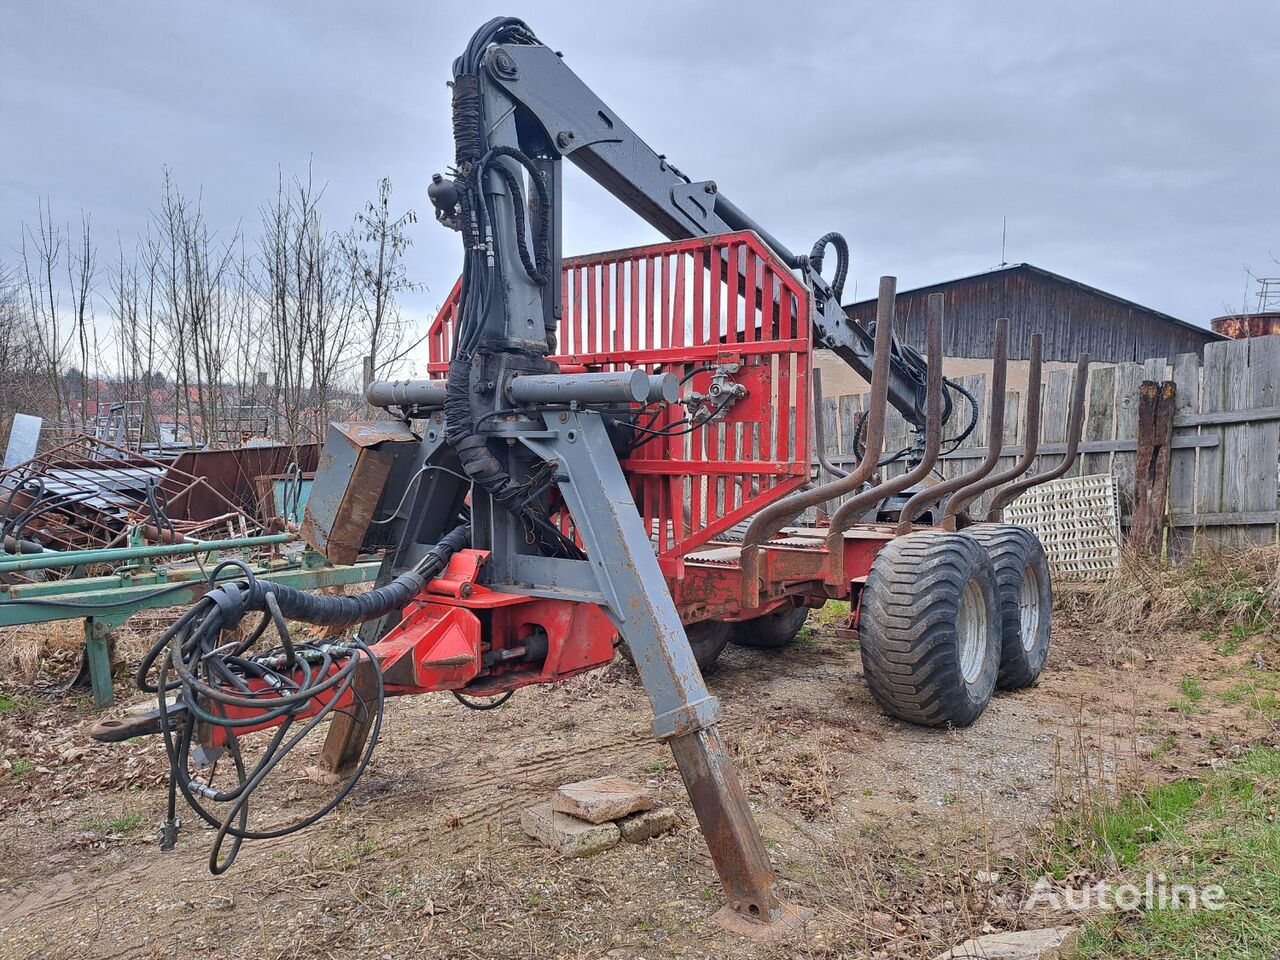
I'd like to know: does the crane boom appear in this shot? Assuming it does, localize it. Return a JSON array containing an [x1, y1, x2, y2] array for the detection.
[[431, 33, 935, 425]]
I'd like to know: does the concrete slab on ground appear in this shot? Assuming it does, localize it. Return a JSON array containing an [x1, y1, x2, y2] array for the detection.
[[618, 805, 678, 842], [521, 801, 621, 858], [935, 926, 1079, 960], [552, 774, 653, 824]]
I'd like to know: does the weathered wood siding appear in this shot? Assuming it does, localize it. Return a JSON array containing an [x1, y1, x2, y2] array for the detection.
[[844, 265, 1219, 364], [819, 334, 1280, 551]]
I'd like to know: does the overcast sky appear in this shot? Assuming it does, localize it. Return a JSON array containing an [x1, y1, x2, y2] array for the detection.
[[2, 0, 1277, 343]]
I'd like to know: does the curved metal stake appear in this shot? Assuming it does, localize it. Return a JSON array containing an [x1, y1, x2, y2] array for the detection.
[[826, 293, 945, 571], [946, 331, 1043, 525], [987, 354, 1091, 520], [896, 318, 1007, 531], [939, 317, 1009, 530], [738, 276, 897, 608]]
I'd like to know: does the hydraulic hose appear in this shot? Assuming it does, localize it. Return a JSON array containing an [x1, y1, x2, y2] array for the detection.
[[809, 232, 849, 301], [139, 521, 470, 873], [444, 20, 559, 533]]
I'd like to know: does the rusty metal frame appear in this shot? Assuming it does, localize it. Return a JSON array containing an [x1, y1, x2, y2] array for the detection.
[[938, 317, 1010, 531], [299, 421, 420, 566], [893, 319, 1007, 532], [945, 331, 1044, 527], [986, 354, 1090, 520], [827, 293, 945, 578], [0, 434, 272, 561]]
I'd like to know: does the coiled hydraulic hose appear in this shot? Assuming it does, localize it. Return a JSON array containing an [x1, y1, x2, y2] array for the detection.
[[139, 521, 470, 873], [809, 232, 849, 301]]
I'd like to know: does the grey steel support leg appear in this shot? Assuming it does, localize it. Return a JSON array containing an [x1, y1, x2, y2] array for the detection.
[[524, 411, 809, 934]]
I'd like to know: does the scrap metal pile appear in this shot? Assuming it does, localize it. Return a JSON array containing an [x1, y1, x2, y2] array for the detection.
[[0, 436, 316, 582]]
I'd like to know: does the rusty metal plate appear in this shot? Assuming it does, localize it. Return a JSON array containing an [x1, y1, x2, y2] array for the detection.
[[300, 421, 418, 564]]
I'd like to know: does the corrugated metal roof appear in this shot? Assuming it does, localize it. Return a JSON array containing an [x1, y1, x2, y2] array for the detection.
[[33, 465, 164, 514]]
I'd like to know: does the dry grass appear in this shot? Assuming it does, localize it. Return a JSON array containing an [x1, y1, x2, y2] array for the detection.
[[1081, 542, 1279, 644], [0, 576, 375, 689], [0, 619, 82, 682], [1, 550, 1275, 957], [0, 607, 178, 688]]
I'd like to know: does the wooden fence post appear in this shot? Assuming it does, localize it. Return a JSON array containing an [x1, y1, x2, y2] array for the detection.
[[1167, 353, 1201, 557], [1111, 363, 1144, 512], [1132, 380, 1176, 553], [1080, 365, 1115, 478], [1243, 336, 1280, 545]]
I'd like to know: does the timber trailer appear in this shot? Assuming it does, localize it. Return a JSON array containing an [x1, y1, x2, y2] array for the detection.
[[92, 18, 1089, 938]]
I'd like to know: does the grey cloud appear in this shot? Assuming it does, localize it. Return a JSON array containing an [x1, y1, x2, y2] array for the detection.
[[2, 0, 1276, 330]]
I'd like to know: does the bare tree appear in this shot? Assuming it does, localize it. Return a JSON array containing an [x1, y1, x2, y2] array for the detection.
[[256, 167, 360, 446], [108, 232, 164, 446], [221, 234, 262, 443], [20, 199, 68, 423], [0, 262, 48, 450], [9, 165, 402, 453], [149, 169, 251, 447], [344, 177, 422, 384], [68, 213, 97, 429]]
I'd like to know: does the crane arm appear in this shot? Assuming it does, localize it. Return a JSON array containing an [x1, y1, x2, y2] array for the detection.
[[431, 33, 933, 426]]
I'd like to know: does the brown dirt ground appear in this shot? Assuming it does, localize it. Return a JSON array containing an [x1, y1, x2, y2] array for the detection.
[[0, 594, 1273, 960]]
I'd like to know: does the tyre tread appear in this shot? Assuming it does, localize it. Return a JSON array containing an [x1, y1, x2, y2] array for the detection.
[[859, 530, 1001, 727], [966, 524, 1052, 689]]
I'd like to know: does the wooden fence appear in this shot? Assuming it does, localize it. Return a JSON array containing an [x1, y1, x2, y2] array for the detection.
[[817, 333, 1280, 551]]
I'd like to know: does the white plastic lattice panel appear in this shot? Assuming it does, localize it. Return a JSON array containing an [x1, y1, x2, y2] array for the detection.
[[1003, 474, 1121, 581]]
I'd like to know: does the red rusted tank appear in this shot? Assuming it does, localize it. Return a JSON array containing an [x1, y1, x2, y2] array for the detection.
[[1211, 313, 1280, 339]]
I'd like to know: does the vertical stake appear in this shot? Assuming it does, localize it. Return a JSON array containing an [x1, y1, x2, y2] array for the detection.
[[84, 617, 114, 707]]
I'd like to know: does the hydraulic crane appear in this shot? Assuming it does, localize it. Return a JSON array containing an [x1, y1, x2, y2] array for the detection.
[[97, 17, 1088, 938]]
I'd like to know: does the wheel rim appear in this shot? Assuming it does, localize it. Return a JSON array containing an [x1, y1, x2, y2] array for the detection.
[[1019, 563, 1041, 651], [957, 578, 988, 684]]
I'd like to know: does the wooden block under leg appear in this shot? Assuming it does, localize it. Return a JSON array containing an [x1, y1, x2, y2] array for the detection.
[[306, 586, 349, 642], [307, 653, 381, 785]]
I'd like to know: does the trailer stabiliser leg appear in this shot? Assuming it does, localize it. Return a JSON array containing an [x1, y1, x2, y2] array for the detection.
[[668, 728, 813, 935], [518, 411, 812, 936]]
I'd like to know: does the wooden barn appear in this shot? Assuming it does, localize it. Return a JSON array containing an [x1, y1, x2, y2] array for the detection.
[[842, 262, 1220, 364]]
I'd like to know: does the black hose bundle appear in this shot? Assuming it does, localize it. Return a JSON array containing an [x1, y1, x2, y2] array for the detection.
[[478, 145, 551, 286], [451, 73, 484, 168], [847, 364, 979, 467], [939, 377, 979, 453], [144, 478, 175, 543], [140, 522, 470, 873], [804, 231, 976, 460], [1, 476, 98, 549], [444, 19, 567, 544], [809, 232, 849, 301]]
